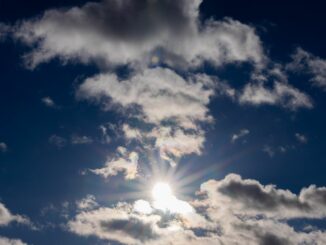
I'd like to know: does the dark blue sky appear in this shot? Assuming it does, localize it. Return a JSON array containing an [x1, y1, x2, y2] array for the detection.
[[0, 1, 326, 244]]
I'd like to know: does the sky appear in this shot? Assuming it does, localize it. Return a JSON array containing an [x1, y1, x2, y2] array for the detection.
[[0, 0, 326, 244]]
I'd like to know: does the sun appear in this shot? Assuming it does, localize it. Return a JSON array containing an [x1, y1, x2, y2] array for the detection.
[[152, 182, 173, 201], [151, 182, 193, 214]]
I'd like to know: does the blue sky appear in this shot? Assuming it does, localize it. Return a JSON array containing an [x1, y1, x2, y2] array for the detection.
[[0, 0, 326, 244]]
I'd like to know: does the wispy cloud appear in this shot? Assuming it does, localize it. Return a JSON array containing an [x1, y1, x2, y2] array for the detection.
[[90, 147, 139, 180], [287, 48, 326, 90], [295, 133, 308, 144], [70, 135, 93, 145], [48, 135, 67, 148], [231, 128, 250, 143], [0, 142, 8, 153], [239, 81, 313, 110], [41, 96, 57, 108]]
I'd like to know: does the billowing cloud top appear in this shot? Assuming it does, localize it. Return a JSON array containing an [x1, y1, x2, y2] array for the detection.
[[13, 0, 264, 69]]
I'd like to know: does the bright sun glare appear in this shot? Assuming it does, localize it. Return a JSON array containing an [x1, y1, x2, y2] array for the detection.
[[152, 182, 173, 201], [152, 182, 193, 214]]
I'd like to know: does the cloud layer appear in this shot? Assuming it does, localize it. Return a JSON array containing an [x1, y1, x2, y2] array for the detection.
[[67, 174, 326, 245]]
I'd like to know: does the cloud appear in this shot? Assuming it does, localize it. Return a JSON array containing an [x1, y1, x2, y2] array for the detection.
[[0, 202, 28, 226], [91, 147, 138, 180], [239, 81, 313, 110], [231, 128, 250, 143], [48, 134, 67, 148], [8, 0, 313, 169], [67, 205, 161, 244], [0, 237, 28, 245], [287, 48, 326, 90], [77, 68, 214, 164], [0, 142, 8, 153], [41, 96, 56, 108], [12, 0, 265, 69], [197, 173, 326, 219], [262, 145, 275, 157], [122, 124, 143, 141], [98, 124, 112, 144], [295, 133, 308, 144], [151, 127, 205, 166], [77, 68, 214, 127], [76, 195, 99, 211], [70, 135, 93, 145], [67, 174, 326, 245]]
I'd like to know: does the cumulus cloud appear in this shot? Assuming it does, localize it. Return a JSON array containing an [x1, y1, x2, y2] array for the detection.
[[12, 0, 265, 69], [231, 128, 250, 143], [91, 147, 138, 180], [197, 174, 326, 219], [7, 0, 313, 168], [77, 68, 214, 127], [77, 68, 214, 165], [0, 237, 28, 245], [0, 142, 8, 153], [68, 205, 161, 244], [67, 174, 326, 245], [239, 81, 313, 110], [287, 48, 326, 90]]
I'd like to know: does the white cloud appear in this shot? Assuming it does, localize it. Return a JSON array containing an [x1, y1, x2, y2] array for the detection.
[[287, 48, 326, 90], [295, 133, 308, 144], [0, 142, 8, 153], [91, 148, 138, 180], [67, 174, 326, 245], [77, 68, 214, 165], [197, 174, 326, 219], [0, 202, 31, 228], [239, 81, 313, 110], [122, 124, 143, 141], [77, 68, 214, 128], [0, 237, 28, 245], [76, 195, 98, 211], [41, 96, 56, 108], [0, 203, 28, 227], [71, 135, 93, 145], [149, 126, 205, 166], [12, 0, 265, 69], [231, 128, 250, 143]]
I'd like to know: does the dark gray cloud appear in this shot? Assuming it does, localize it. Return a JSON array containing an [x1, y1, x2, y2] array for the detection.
[[69, 0, 198, 42], [217, 176, 310, 212], [197, 174, 326, 219], [12, 0, 264, 69], [101, 217, 158, 242]]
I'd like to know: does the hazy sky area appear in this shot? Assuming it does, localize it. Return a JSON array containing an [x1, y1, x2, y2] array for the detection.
[[0, 0, 326, 244]]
